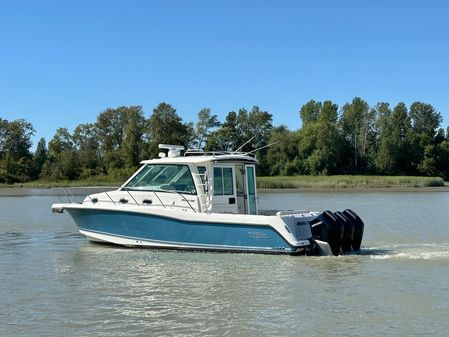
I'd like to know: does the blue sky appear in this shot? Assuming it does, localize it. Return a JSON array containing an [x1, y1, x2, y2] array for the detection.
[[1, 0, 448, 147]]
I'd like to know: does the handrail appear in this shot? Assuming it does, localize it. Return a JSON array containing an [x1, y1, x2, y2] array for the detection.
[[184, 149, 256, 158], [62, 188, 71, 203], [53, 186, 198, 213], [52, 188, 80, 204], [151, 190, 167, 209], [86, 193, 96, 204], [52, 188, 64, 203], [125, 189, 140, 206], [175, 191, 197, 213], [151, 189, 197, 213], [191, 172, 209, 212], [68, 188, 80, 204], [104, 191, 116, 205]]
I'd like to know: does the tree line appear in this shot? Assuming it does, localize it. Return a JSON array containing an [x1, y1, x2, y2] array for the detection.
[[1, 98, 448, 184]]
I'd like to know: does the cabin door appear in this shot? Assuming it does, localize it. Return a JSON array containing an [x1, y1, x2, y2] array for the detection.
[[212, 166, 238, 213], [235, 165, 246, 214], [245, 165, 257, 215], [234, 164, 257, 215]]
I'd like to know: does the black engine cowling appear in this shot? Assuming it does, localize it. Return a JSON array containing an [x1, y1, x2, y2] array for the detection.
[[335, 211, 354, 253], [310, 210, 344, 256], [342, 209, 364, 251], [310, 209, 364, 255]]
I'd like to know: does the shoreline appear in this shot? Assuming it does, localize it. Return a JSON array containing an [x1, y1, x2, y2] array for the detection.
[[0, 186, 117, 197], [1, 185, 448, 196], [259, 186, 449, 193]]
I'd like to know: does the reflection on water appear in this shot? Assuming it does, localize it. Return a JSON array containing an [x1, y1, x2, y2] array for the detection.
[[0, 192, 449, 336]]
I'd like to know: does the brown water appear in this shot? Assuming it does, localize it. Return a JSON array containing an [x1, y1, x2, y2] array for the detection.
[[1, 191, 449, 336]]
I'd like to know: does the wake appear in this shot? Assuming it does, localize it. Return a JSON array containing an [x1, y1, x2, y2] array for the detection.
[[359, 243, 449, 260]]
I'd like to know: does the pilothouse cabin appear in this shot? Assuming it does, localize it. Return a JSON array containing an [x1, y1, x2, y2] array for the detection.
[[122, 144, 259, 215]]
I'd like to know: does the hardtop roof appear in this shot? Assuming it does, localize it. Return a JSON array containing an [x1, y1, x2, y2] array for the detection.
[[141, 153, 258, 165]]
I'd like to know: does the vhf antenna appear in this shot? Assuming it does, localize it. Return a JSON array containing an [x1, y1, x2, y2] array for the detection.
[[234, 136, 256, 153]]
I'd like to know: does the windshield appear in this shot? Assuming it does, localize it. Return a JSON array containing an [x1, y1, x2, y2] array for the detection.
[[124, 164, 197, 194]]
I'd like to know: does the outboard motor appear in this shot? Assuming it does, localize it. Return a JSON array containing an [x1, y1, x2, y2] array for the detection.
[[335, 211, 354, 253], [310, 211, 344, 256], [342, 209, 364, 251]]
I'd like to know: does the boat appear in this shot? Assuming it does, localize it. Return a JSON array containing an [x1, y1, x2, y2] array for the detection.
[[52, 144, 364, 256]]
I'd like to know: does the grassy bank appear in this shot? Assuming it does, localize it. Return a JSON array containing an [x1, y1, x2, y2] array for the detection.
[[0, 177, 121, 189], [0, 175, 446, 190], [257, 175, 446, 189]]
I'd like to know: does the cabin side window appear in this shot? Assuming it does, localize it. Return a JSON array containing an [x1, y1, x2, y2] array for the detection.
[[213, 167, 234, 196]]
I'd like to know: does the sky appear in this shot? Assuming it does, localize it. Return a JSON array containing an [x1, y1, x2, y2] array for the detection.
[[1, 0, 448, 147]]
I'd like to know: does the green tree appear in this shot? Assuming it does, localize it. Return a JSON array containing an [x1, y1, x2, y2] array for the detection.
[[47, 128, 80, 180], [73, 123, 101, 176], [265, 126, 301, 176], [299, 100, 321, 126], [410, 102, 442, 138], [48, 127, 73, 156], [390, 103, 414, 174], [120, 107, 146, 167], [374, 102, 393, 173], [241, 106, 273, 153], [409, 102, 442, 175], [435, 128, 449, 180], [206, 111, 240, 151], [0, 118, 7, 146], [375, 102, 413, 175], [147, 103, 193, 157], [340, 97, 376, 173], [0, 119, 35, 183], [96, 106, 146, 169], [205, 106, 273, 174], [192, 108, 220, 149], [0, 118, 8, 163], [32, 137, 48, 180], [96, 107, 127, 169], [206, 106, 273, 154], [298, 100, 345, 174]]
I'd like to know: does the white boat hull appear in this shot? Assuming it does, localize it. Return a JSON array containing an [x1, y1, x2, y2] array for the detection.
[[55, 204, 313, 254]]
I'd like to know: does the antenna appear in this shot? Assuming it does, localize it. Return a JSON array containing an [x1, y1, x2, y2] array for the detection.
[[234, 136, 256, 153], [248, 141, 279, 154]]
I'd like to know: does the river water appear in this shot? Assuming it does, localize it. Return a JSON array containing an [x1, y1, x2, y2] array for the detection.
[[1, 191, 448, 336]]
